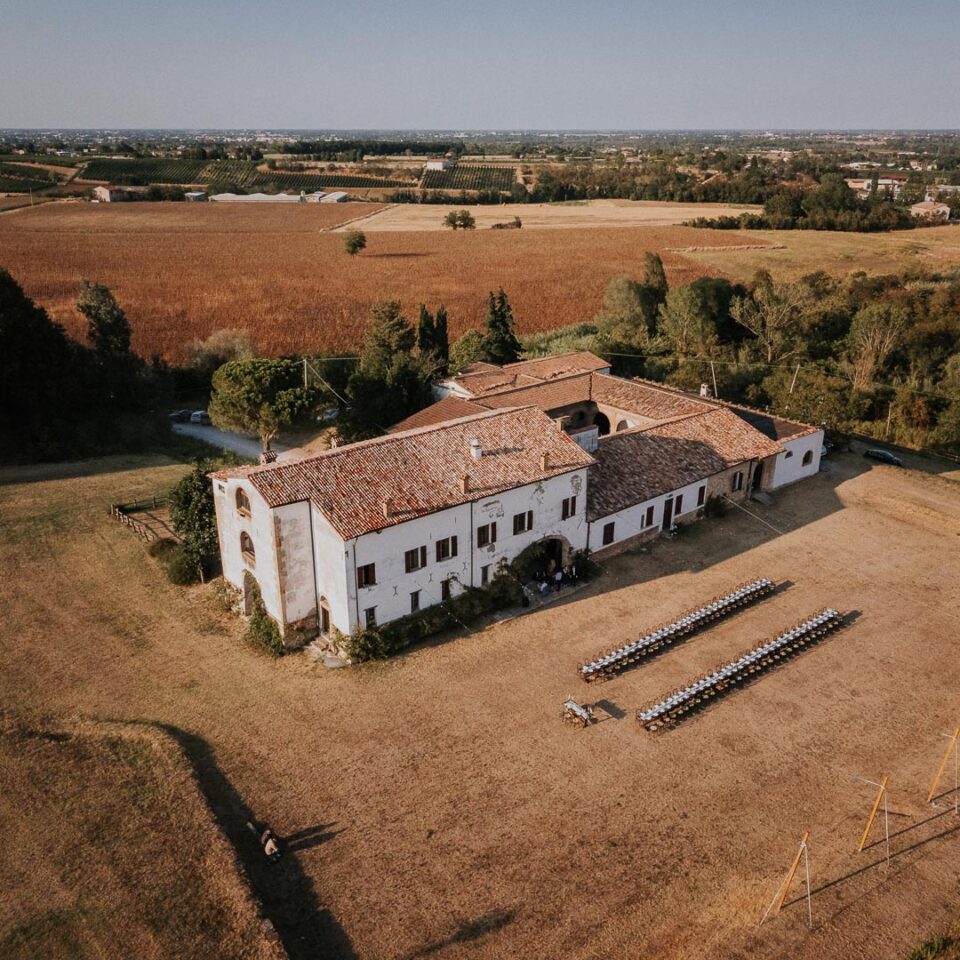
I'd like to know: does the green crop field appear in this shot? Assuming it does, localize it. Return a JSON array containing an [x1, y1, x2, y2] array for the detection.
[[81, 157, 408, 190], [81, 158, 210, 184], [421, 165, 517, 191], [0, 175, 55, 193]]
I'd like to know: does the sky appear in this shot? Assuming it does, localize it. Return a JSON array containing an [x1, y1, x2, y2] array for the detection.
[[2, 0, 960, 130]]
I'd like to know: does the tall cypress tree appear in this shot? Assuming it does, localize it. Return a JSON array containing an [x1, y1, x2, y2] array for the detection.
[[434, 305, 449, 371], [416, 304, 435, 356], [483, 288, 521, 365]]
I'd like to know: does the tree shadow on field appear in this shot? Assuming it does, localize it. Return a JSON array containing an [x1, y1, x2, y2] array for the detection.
[[399, 908, 518, 959], [366, 252, 432, 258], [156, 723, 357, 960]]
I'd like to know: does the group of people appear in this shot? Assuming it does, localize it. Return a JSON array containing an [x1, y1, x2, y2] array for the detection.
[[536, 557, 578, 597], [247, 820, 281, 864]]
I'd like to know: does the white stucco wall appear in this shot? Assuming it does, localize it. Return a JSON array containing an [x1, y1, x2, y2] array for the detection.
[[213, 477, 284, 625], [344, 468, 589, 631], [771, 430, 824, 488], [273, 500, 316, 630], [311, 510, 352, 634], [588, 476, 708, 551]]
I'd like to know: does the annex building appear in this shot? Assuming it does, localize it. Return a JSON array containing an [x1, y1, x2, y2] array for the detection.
[[212, 353, 823, 644]]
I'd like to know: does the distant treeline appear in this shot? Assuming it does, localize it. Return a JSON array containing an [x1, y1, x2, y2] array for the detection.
[[279, 140, 465, 161]]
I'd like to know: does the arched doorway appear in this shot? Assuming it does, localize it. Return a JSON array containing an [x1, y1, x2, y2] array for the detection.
[[511, 536, 573, 583], [593, 412, 611, 436]]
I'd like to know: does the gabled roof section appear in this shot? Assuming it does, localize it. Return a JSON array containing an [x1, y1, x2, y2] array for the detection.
[[586, 408, 784, 521], [450, 351, 610, 398], [388, 396, 488, 433], [213, 407, 595, 540]]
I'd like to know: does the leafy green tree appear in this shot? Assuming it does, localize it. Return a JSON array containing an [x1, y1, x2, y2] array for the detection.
[[443, 209, 476, 230], [657, 286, 718, 357], [343, 230, 367, 256], [846, 302, 907, 389], [483, 288, 521, 365], [730, 273, 807, 363], [448, 329, 487, 373], [594, 275, 658, 344], [186, 329, 254, 381], [209, 359, 322, 452], [361, 300, 417, 376], [170, 462, 219, 579], [77, 279, 131, 357]]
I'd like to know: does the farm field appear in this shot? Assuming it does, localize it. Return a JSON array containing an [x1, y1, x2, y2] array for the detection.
[[0, 201, 763, 360], [420, 165, 517, 191], [1, 448, 959, 960], [344, 198, 763, 231], [682, 223, 960, 282], [0, 718, 280, 960], [2, 202, 959, 361]]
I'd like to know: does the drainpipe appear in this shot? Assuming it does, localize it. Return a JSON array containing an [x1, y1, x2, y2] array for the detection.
[[470, 500, 475, 587], [306, 502, 320, 636], [351, 537, 360, 631]]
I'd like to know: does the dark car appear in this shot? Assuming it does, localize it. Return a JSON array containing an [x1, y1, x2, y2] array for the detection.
[[190, 410, 212, 425], [168, 409, 191, 423], [863, 448, 903, 467]]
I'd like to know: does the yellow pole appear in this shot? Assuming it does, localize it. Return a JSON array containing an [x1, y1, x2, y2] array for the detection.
[[858, 776, 888, 852], [927, 727, 960, 804], [775, 832, 809, 913]]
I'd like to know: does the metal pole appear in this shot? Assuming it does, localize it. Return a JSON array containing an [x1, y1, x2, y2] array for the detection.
[[710, 360, 719, 398], [883, 787, 890, 870], [803, 839, 813, 929]]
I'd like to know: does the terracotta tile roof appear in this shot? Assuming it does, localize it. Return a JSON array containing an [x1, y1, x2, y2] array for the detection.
[[586, 408, 783, 521], [388, 397, 488, 433], [452, 351, 610, 398], [712, 401, 821, 442], [213, 407, 595, 540], [476, 372, 594, 411], [590, 373, 710, 420]]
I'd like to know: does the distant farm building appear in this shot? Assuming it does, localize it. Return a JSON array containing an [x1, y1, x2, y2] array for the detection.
[[911, 200, 951, 222], [844, 175, 908, 199], [208, 190, 349, 203], [184, 191, 208, 201], [93, 185, 146, 202], [425, 158, 455, 171]]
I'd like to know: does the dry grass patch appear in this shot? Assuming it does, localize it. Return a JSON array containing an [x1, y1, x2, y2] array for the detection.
[[0, 719, 280, 960]]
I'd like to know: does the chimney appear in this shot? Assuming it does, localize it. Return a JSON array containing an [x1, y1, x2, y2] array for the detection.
[[382, 498, 392, 519], [540, 451, 550, 471], [470, 438, 482, 460], [699, 383, 712, 398], [259, 448, 278, 465], [459, 474, 470, 494]]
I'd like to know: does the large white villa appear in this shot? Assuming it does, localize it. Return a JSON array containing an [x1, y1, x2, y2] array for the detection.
[[211, 352, 823, 644]]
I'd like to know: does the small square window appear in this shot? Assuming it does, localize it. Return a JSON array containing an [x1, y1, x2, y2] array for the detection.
[[364, 607, 377, 628], [405, 546, 427, 573], [477, 522, 497, 547], [697, 486, 706, 507], [436, 536, 458, 562], [645, 505, 655, 527], [357, 563, 376, 588], [561, 495, 577, 520], [513, 510, 533, 535], [602, 521, 615, 546], [675, 494, 683, 515]]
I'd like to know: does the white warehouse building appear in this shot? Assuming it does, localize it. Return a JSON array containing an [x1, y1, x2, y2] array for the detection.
[[211, 353, 823, 647]]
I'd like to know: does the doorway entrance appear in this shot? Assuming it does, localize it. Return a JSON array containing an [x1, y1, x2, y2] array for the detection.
[[751, 462, 763, 491], [662, 497, 674, 531]]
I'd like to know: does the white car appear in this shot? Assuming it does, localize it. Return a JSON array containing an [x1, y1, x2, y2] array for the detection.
[[190, 410, 212, 425]]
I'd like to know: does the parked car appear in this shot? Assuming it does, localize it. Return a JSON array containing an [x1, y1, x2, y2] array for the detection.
[[863, 448, 903, 467], [190, 410, 212, 425], [168, 409, 191, 423]]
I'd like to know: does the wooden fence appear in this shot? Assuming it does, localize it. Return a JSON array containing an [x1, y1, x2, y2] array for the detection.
[[109, 498, 179, 543]]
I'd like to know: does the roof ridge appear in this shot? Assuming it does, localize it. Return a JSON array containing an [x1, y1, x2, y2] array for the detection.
[[474, 370, 592, 399]]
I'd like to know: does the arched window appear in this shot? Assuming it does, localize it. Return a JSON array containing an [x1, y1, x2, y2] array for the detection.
[[802, 450, 814, 466], [240, 531, 256, 563], [236, 487, 251, 515]]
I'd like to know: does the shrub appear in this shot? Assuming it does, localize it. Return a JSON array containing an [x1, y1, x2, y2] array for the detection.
[[246, 581, 283, 657], [211, 577, 242, 614], [343, 570, 523, 662], [343, 230, 367, 256], [704, 494, 728, 519], [148, 537, 200, 585]]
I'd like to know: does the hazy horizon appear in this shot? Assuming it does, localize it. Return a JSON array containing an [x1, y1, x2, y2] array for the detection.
[[3, 0, 960, 130]]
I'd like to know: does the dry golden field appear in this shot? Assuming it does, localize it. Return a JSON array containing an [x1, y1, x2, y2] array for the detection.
[[2, 447, 960, 959], [2, 202, 959, 362], [0, 202, 758, 360], [336, 198, 762, 231]]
